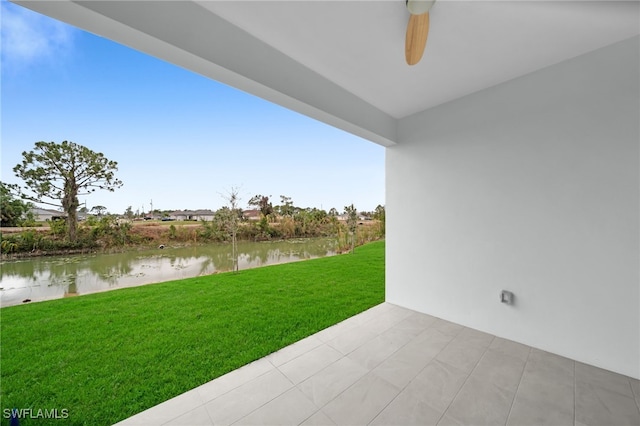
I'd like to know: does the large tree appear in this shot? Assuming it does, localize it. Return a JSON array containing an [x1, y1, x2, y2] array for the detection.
[[13, 141, 123, 241], [91, 205, 108, 217], [278, 195, 295, 217], [247, 194, 273, 217]]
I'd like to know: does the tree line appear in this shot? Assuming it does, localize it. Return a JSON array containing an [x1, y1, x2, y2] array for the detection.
[[1, 141, 384, 256]]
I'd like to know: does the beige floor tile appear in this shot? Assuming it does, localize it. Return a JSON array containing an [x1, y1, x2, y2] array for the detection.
[[300, 410, 336, 426], [575, 379, 640, 426], [380, 321, 425, 347], [362, 304, 415, 333], [372, 339, 436, 389], [507, 373, 574, 426], [435, 338, 487, 374], [196, 357, 274, 403], [403, 359, 468, 412], [444, 376, 515, 425], [297, 356, 368, 407], [456, 327, 495, 348], [382, 303, 415, 317], [488, 337, 530, 362], [525, 349, 574, 382], [346, 326, 415, 370], [278, 344, 343, 384], [370, 390, 444, 426], [346, 334, 398, 370], [436, 413, 465, 425], [322, 373, 400, 425], [407, 327, 455, 359], [575, 361, 636, 397], [394, 311, 439, 334], [204, 369, 292, 425], [631, 378, 640, 408], [163, 406, 213, 426], [313, 314, 364, 343], [354, 303, 397, 322], [266, 335, 323, 367], [325, 324, 379, 355], [470, 348, 526, 392], [430, 319, 464, 337], [235, 387, 317, 426], [313, 303, 392, 343]]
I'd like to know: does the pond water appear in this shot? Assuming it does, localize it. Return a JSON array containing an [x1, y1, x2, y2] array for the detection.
[[0, 238, 338, 307]]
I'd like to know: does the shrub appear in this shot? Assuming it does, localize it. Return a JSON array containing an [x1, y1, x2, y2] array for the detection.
[[48, 218, 66, 237]]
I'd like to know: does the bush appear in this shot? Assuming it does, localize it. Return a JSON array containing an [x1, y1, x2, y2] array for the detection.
[[89, 216, 133, 247], [0, 235, 19, 254], [0, 230, 45, 253], [48, 218, 66, 237]]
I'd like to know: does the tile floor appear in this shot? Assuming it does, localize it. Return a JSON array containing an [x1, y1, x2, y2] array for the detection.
[[115, 303, 640, 426]]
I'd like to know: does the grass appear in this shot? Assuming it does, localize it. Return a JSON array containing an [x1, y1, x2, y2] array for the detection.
[[0, 241, 385, 425]]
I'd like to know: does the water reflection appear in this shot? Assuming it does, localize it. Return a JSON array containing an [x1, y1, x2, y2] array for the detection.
[[0, 238, 337, 307]]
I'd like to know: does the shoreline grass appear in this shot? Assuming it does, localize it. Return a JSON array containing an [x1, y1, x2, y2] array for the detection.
[[0, 241, 385, 425]]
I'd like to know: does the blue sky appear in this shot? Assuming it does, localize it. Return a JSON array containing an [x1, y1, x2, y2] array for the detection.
[[1, 1, 384, 215]]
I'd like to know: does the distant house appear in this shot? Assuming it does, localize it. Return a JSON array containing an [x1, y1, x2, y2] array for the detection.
[[30, 207, 64, 222], [170, 210, 191, 221], [30, 207, 89, 222], [192, 209, 215, 221], [169, 209, 215, 221]]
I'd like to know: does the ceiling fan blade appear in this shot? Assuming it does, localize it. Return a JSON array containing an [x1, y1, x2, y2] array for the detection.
[[405, 12, 430, 65]]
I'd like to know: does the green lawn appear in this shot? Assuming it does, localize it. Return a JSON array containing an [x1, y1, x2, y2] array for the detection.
[[0, 241, 385, 425]]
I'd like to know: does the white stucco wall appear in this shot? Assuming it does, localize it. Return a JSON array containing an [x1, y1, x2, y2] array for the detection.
[[387, 36, 639, 378]]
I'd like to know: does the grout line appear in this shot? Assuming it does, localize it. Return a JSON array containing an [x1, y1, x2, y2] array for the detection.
[[432, 327, 491, 425], [631, 378, 640, 414], [504, 345, 532, 426], [573, 361, 578, 425], [268, 335, 324, 368], [228, 376, 295, 426], [201, 402, 216, 426], [367, 356, 438, 423], [298, 408, 330, 426], [292, 309, 414, 417], [338, 315, 440, 425], [367, 353, 437, 425]]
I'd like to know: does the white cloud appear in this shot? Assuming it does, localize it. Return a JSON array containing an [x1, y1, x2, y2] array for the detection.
[[1, 1, 77, 71]]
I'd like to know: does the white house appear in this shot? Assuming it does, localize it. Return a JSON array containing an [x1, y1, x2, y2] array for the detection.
[[15, 0, 638, 382], [192, 209, 215, 222], [170, 209, 216, 221], [30, 207, 64, 222]]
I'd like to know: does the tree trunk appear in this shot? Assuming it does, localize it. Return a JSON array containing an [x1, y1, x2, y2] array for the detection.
[[67, 205, 78, 242], [63, 178, 79, 242]]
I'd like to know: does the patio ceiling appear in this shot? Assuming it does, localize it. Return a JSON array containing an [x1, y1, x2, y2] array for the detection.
[[14, 1, 640, 146]]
